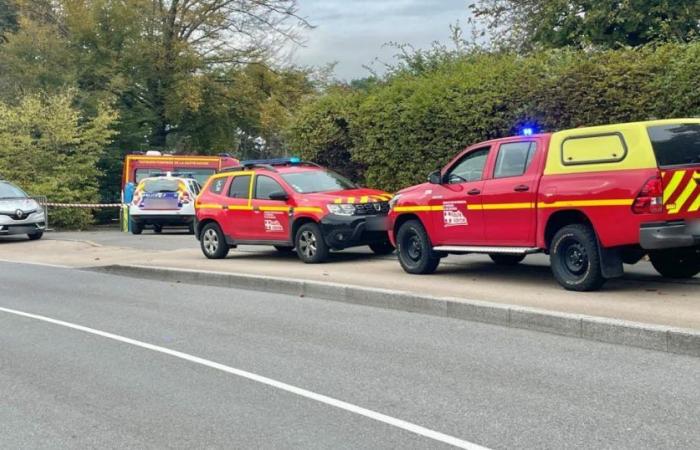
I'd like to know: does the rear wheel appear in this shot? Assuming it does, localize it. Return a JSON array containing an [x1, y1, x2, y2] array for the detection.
[[295, 223, 329, 263], [489, 253, 525, 265], [550, 224, 605, 291], [130, 219, 143, 235], [27, 231, 43, 241], [649, 248, 700, 279], [396, 220, 440, 274], [369, 240, 395, 255], [200, 223, 229, 259]]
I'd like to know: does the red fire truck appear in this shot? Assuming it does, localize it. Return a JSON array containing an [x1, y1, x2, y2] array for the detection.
[[121, 151, 240, 189]]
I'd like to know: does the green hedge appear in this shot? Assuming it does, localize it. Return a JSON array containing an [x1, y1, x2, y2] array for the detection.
[[286, 44, 700, 192]]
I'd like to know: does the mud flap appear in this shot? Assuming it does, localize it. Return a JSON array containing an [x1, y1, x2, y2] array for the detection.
[[598, 244, 624, 279]]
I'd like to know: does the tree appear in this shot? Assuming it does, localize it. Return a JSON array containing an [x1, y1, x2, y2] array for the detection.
[[0, 91, 117, 228], [469, 0, 700, 50], [0, 0, 18, 42]]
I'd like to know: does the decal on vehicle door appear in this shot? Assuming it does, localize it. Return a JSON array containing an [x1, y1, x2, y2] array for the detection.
[[443, 201, 468, 227], [264, 211, 284, 232]]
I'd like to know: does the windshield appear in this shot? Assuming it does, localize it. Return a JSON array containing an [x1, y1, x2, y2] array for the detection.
[[281, 170, 357, 193], [141, 179, 181, 193], [0, 181, 28, 199], [648, 123, 700, 168]]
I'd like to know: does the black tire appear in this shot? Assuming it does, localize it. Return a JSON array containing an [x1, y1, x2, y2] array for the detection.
[[396, 220, 440, 274], [153, 225, 163, 234], [295, 222, 329, 263], [27, 231, 43, 241], [369, 240, 395, 255], [274, 245, 295, 253], [649, 248, 700, 279], [550, 224, 606, 291], [200, 222, 229, 259], [130, 219, 143, 235], [489, 253, 525, 265]]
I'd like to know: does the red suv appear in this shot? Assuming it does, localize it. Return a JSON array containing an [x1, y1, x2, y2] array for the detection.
[[195, 158, 394, 263]]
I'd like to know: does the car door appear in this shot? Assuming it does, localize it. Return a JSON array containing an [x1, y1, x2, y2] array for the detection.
[[481, 140, 541, 246], [220, 173, 255, 240], [250, 174, 291, 242], [429, 146, 491, 245]]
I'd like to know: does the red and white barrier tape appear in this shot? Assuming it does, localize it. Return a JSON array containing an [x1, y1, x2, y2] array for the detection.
[[39, 202, 124, 208]]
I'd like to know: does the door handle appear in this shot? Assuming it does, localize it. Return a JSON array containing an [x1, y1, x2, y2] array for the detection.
[[514, 185, 530, 192], [467, 188, 481, 195]]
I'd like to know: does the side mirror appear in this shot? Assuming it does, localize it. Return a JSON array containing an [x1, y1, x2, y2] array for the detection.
[[428, 170, 443, 185], [268, 191, 289, 202]]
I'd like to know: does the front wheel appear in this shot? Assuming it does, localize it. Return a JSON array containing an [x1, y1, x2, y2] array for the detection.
[[550, 224, 605, 291], [295, 223, 329, 263], [200, 223, 229, 259], [27, 231, 43, 241], [396, 220, 440, 274], [369, 240, 395, 255], [649, 248, 700, 279]]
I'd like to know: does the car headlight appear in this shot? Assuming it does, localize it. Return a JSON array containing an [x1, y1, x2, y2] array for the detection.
[[327, 203, 356, 216], [388, 194, 402, 209]]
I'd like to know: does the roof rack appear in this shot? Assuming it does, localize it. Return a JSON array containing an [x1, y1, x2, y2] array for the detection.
[[219, 157, 320, 174]]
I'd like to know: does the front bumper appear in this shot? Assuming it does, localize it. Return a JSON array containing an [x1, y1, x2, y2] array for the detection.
[[640, 220, 700, 250], [0, 222, 45, 236], [320, 214, 389, 249]]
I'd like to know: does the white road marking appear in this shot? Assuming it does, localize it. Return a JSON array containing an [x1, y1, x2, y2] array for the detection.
[[0, 259, 72, 269], [0, 306, 489, 450]]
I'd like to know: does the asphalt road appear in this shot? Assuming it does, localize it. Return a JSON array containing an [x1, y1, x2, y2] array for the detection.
[[1, 261, 699, 449]]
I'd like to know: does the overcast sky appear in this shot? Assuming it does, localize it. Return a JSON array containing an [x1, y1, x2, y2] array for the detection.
[[291, 0, 470, 80]]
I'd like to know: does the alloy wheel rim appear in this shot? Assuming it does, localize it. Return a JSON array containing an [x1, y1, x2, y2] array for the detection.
[[299, 230, 317, 258], [203, 229, 219, 254]]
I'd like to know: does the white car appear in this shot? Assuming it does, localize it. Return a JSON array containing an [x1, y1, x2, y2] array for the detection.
[[0, 180, 46, 240], [129, 174, 201, 234]]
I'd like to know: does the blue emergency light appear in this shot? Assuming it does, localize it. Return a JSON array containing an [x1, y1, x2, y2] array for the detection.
[[521, 127, 534, 136], [240, 157, 302, 166]]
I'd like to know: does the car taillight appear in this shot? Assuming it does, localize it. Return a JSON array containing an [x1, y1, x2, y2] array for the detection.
[[632, 176, 663, 214]]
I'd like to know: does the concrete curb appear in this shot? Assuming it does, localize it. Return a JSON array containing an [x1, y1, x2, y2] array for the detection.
[[87, 264, 700, 358]]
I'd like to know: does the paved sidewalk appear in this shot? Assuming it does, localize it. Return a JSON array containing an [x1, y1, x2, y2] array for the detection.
[[1, 230, 698, 329]]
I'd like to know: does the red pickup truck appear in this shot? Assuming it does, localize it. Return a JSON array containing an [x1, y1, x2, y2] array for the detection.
[[388, 119, 700, 291]]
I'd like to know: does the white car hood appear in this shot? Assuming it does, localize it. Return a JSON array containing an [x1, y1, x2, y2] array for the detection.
[[0, 198, 40, 214]]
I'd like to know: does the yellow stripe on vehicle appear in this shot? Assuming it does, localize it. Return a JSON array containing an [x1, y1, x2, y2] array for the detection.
[[393, 205, 444, 212], [537, 199, 633, 209], [664, 171, 686, 203], [259, 206, 291, 212], [346, 197, 355, 204], [334, 198, 342, 204], [667, 181, 697, 214], [688, 191, 700, 212], [196, 204, 222, 210], [294, 207, 324, 213], [479, 202, 535, 210], [360, 196, 369, 203], [228, 205, 253, 211]]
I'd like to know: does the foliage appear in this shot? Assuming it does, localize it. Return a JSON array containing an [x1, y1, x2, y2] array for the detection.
[[469, 0, 700, 51], [286, 43, 700, 192], [0, 92, 117, 228]]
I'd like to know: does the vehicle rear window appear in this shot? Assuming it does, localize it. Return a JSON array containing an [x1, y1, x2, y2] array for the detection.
[[494, 142, 536, 178], [209, 177, 227, 194], [228, 175, 251, 198], [142, 179, 180, 193], [648, 123, 700, 168]]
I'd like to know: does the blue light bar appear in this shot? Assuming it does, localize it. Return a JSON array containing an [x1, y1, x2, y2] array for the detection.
[[521, 127, 534, 136], [240, 157, 301, 166]]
